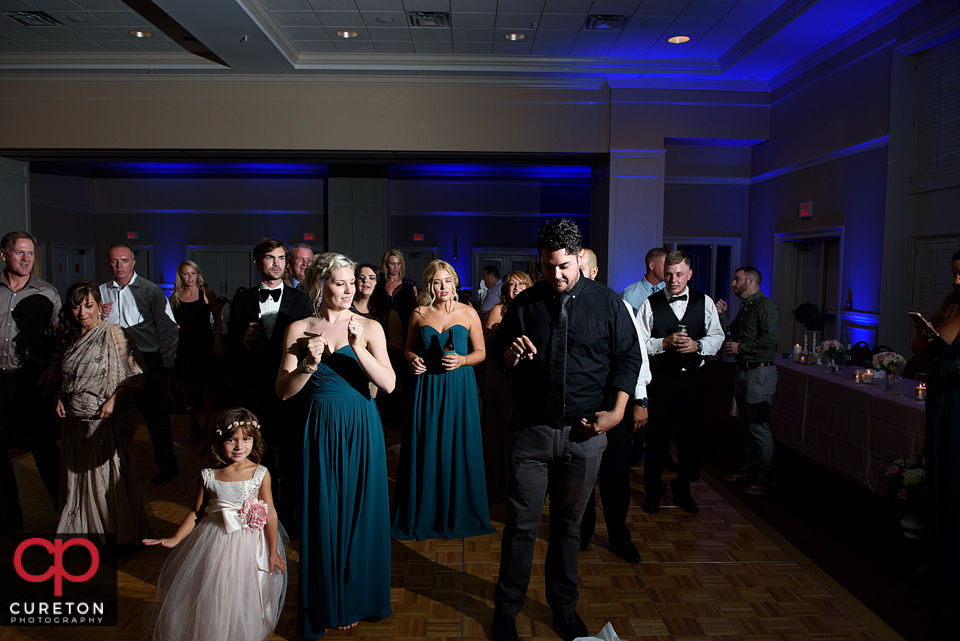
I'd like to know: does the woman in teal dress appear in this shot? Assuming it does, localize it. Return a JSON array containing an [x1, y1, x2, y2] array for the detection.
[[391, 259, 495, 540], [913, 250, 960, 591], [277, 253, 396, 637]]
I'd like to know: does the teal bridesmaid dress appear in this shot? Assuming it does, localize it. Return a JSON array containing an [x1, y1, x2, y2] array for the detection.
[[391, 324, 495, 540], [298, 346, 392, 638]]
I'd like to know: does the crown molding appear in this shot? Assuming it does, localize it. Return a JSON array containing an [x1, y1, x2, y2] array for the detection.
[[0, 72, 612, 89], [718, 0, 821, 71], [293, 53, 721, 76], [606, 77, 771, 92], [895, 3, 960, 54], [769, 0, 925, 90], [665, 176, 751, 185], [236, 0, 299, 67], [0, 53, 225, 71], [752, 135, 889, 183]]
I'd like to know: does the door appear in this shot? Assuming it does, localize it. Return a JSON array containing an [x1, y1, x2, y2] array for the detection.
[[189, 248, 255, 298], [472, 248, 538, 299], [774, 233, 843, 351], [400, 248, 438, 292], [51, 244, 94, 301]]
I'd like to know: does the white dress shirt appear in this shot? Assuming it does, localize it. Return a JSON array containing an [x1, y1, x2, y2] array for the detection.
[[636, 287, 725, 367], [624, 300, 652, 400], [258, 282, 284, 340], [479, 279, 502, 317], [100, 272, 178, 367]]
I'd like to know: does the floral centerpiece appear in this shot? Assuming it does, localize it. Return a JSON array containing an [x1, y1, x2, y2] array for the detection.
[[879, 453, 925, 509], [819, 339, 843, 372], [872, 351, 906, 373]]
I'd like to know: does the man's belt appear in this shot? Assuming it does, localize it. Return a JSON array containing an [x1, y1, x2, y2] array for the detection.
[[740, 361, 774, 369]]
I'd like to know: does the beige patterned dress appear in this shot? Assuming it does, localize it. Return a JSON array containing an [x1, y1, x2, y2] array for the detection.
[[56, 320, 156, 543]]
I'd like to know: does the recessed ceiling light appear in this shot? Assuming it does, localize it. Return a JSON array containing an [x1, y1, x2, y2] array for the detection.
[[668, 35, 690, 44], [129, 30, 152, 38], [336, 30, 359, 38], [66, 16, 86, 23], [375, 16, 394, 24], [504, 33, 526, 41], [640, 21, 658, 28]]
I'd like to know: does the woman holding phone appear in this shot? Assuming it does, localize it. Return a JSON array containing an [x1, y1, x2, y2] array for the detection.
[[911, 250, 960, 590]]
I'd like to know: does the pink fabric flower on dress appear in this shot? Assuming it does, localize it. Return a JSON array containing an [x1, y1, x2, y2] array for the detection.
[[886, 466, 900, 477], [239, 497, 269, 531]]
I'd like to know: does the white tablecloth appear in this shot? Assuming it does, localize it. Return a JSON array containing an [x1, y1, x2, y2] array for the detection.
[[769, 360, 925, 494]]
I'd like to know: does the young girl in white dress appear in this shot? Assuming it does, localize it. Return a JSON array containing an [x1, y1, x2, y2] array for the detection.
[[143, 407, 288, 641]]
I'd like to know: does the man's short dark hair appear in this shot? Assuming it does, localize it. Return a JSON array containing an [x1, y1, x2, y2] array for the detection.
[[483, 265, 499, 279], [253, 238, 286, 263], [537, 218, 582, 255], [1, 231, 37, 252], [644, 247, 667, 267], [736, 266, 762, 285]]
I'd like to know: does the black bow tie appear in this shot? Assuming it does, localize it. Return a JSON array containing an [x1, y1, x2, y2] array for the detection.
[[259, 288, 281, 303], [668, 294, 687, 303]]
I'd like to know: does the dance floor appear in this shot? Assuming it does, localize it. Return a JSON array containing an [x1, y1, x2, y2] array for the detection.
[[2, 416, 901, 641]]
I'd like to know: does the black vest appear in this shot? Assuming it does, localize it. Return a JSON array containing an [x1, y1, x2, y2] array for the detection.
[[649, 288, 706, 373]]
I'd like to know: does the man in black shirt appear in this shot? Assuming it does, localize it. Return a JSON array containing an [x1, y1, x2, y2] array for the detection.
[[492, 220, 642, 641]]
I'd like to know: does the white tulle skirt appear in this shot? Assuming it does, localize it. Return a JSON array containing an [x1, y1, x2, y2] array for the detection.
[[144, 516, 289, 641]]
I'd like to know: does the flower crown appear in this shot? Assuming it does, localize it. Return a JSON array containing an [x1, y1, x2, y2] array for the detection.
[[216, 420, 260, 436]]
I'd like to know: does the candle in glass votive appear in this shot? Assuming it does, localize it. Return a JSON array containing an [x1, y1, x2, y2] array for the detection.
[[853, 370, 862, 383], [863, 370, 874, 384], [916, 384, 926, 401]]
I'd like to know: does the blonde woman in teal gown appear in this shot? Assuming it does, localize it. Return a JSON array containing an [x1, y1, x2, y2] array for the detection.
[[391, 259, 495, 540], [276, 253, 396, 637]]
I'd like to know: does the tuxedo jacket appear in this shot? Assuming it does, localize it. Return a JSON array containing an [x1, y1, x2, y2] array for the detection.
[[228, 285, 312, 394]]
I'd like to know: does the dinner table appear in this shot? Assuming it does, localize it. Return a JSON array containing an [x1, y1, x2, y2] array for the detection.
[[769, 358, 925, 495]]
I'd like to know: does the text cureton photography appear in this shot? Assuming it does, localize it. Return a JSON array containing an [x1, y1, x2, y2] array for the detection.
[[1, 533, 117, 627]]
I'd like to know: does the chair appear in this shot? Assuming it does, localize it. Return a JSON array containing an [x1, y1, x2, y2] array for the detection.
[[870, 344, 893, 356], [850, 341, 871, 367]]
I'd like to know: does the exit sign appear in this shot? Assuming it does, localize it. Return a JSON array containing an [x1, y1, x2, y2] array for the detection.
[[413, 233, 424, 241], [799, 202, 813, 219], [303, 232, 314, 241], [127, 231, 138, 239]]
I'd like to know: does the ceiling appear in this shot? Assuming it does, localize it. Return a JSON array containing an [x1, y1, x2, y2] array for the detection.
[[0, 0, 929, 88]]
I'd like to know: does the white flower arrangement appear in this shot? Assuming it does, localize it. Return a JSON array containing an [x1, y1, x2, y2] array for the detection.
[[872, 351, 906, 373]]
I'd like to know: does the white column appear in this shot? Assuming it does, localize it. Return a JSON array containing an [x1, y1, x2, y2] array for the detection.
[[605, 150, 665, 293]]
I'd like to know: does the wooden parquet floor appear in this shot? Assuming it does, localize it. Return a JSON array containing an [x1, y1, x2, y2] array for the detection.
[[2, 416, 899, 641]]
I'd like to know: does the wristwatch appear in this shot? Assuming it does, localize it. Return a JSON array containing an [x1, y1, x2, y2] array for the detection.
[[635, 397, 649, 408], [696, 340, 704, 354]]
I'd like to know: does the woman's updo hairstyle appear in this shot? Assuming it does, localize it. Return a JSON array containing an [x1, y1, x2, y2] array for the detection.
[[304, 252, 357, 313]]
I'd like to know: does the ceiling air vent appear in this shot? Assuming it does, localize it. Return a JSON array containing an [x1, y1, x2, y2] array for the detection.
[[407, 12, 449, 28], [583, 15, 629, 31], [3, 11, 63, 27]]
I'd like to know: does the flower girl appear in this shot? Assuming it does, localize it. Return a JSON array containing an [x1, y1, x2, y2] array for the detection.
[[143, 408, 288, 641]]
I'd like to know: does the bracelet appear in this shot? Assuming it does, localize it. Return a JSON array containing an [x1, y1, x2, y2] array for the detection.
[[300, 361, 318, 374]]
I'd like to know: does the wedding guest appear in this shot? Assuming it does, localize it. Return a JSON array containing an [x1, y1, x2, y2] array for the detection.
[[913, 251, 960, 590], [55, 281, 155, 543], [276, 253, 395, 635], [718, 267, 781, 496], [0, 230, 61, 532], [381, 249, 415, 298], [228, 238, 311, 531], [636, 250, 724, 514], [169, 261, 222, 444], [391, 260, 494, 540], [100, 244, 179, 485], [492, 219, 641, 641], [481, 271, 533, 502]]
